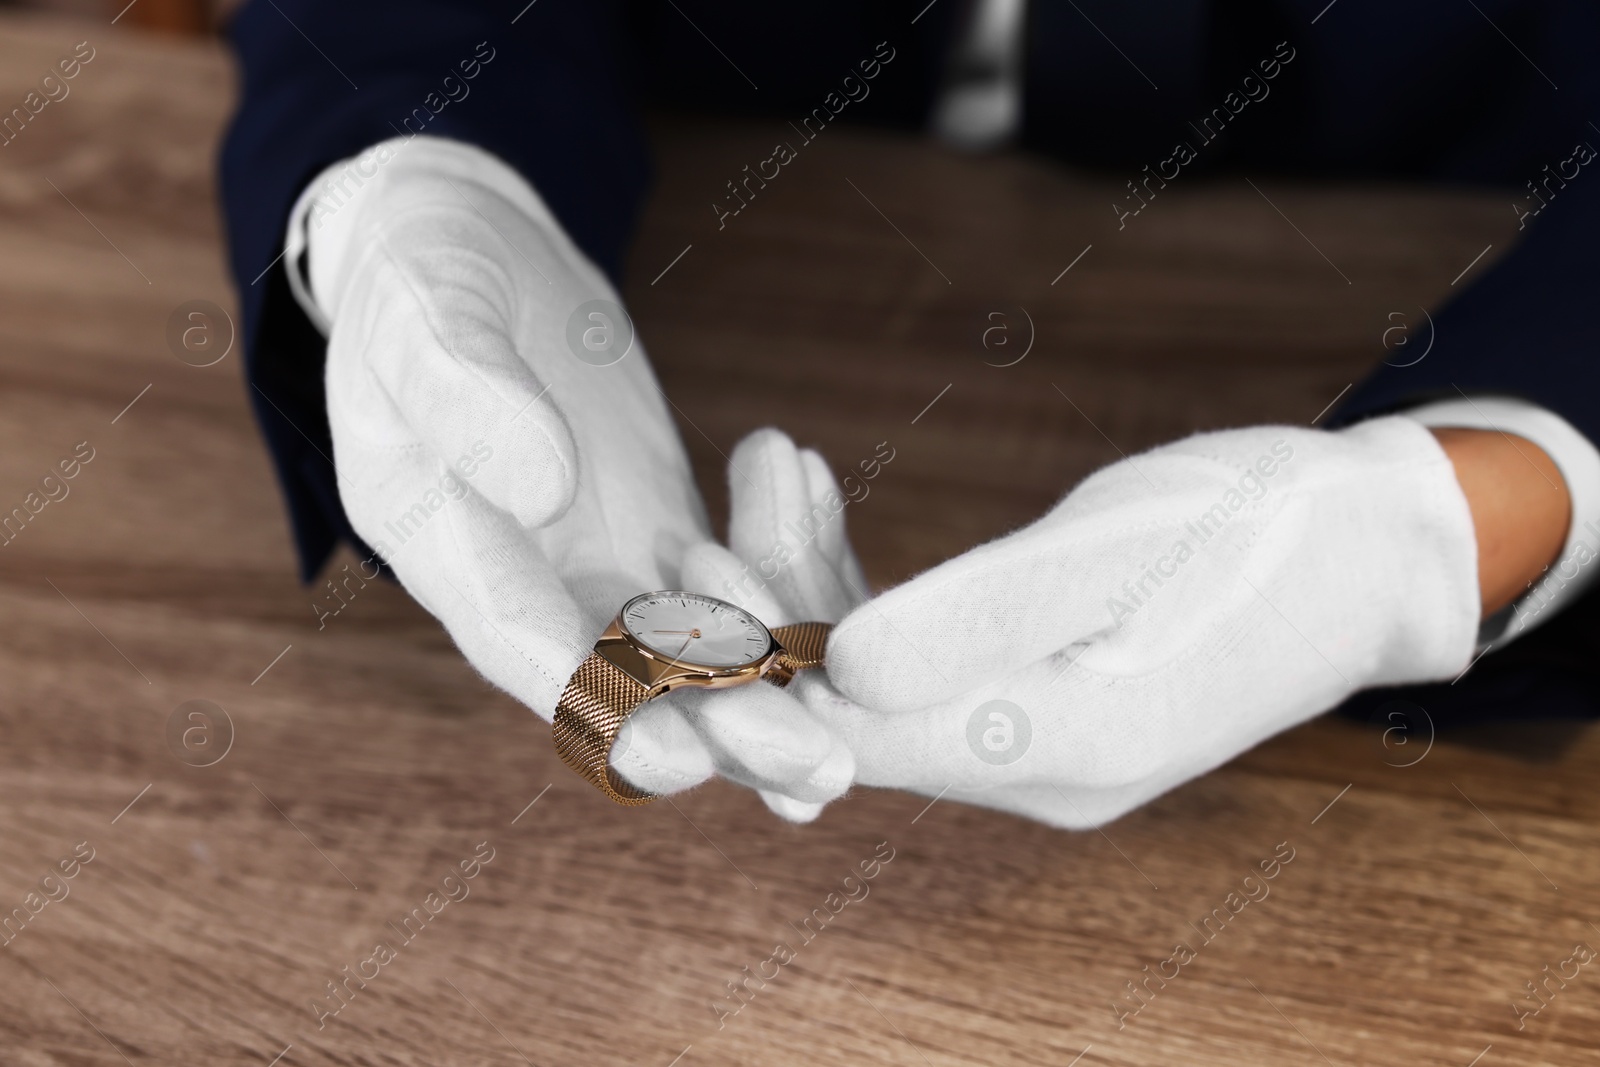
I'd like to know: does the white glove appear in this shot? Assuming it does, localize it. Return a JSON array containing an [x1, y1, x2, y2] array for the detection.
[[294, 135, 847, 804], [813, 417, 1481, 828], [678, 428, 868, 821]]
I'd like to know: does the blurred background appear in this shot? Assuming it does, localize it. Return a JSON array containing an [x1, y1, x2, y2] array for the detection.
[[2, 0, 236, 34], [2, 4, 1597, 1066]]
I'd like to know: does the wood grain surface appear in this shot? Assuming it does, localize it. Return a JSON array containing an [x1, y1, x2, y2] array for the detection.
[[2, 13, 1598, 1067]]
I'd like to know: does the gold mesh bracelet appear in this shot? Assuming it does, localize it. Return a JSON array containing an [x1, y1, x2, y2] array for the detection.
[[552, 621, 833, 806], [552, 653, 654, 806], [765, 622, 832, 687]]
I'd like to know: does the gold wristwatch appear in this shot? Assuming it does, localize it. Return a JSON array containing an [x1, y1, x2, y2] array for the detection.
[[553, 591, 831, 806]]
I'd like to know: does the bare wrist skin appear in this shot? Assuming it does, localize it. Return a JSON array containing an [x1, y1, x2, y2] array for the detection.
[[1430, 427, 1571, 619]]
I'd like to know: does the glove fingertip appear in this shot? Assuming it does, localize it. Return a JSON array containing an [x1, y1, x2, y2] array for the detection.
[[729, 426, 797, 473], [759, 791, 827, 823], [609, 702, 716, 795]]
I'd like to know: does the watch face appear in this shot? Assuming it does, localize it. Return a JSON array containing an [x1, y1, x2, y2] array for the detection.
[[620, 591, 773, 669]]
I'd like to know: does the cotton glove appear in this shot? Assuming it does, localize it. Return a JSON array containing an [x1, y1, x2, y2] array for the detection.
[[814, 418, 1481, 829], [301, 135, 845, 800], [678, 428, 869, 822]]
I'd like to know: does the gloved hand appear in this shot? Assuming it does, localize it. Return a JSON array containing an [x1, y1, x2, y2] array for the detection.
[[678, 428, 869, 821], [810, 418, 1482, 828], [297, 135, 848, 805]]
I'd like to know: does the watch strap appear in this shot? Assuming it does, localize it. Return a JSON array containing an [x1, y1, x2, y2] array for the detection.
[[552, 651, 655, 806], [765, 622, 833, 688], [552, 620, 835, 805]]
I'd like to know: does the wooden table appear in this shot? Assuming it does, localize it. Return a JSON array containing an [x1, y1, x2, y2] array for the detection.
[[3, 13, 1597, 1066]]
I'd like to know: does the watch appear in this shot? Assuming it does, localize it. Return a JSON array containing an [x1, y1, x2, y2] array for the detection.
[[552, 590, 832, 806]]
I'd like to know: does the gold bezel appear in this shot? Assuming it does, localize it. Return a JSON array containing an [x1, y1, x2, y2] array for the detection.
[[608, 590, 777, 697]]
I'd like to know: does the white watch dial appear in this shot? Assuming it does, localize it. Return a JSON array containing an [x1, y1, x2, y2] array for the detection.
[[620, 591, 772, 669]]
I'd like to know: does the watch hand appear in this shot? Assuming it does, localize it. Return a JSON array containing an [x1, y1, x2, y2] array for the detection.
[[669, 634, 695, 665], [651, 630, 696, 635]]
